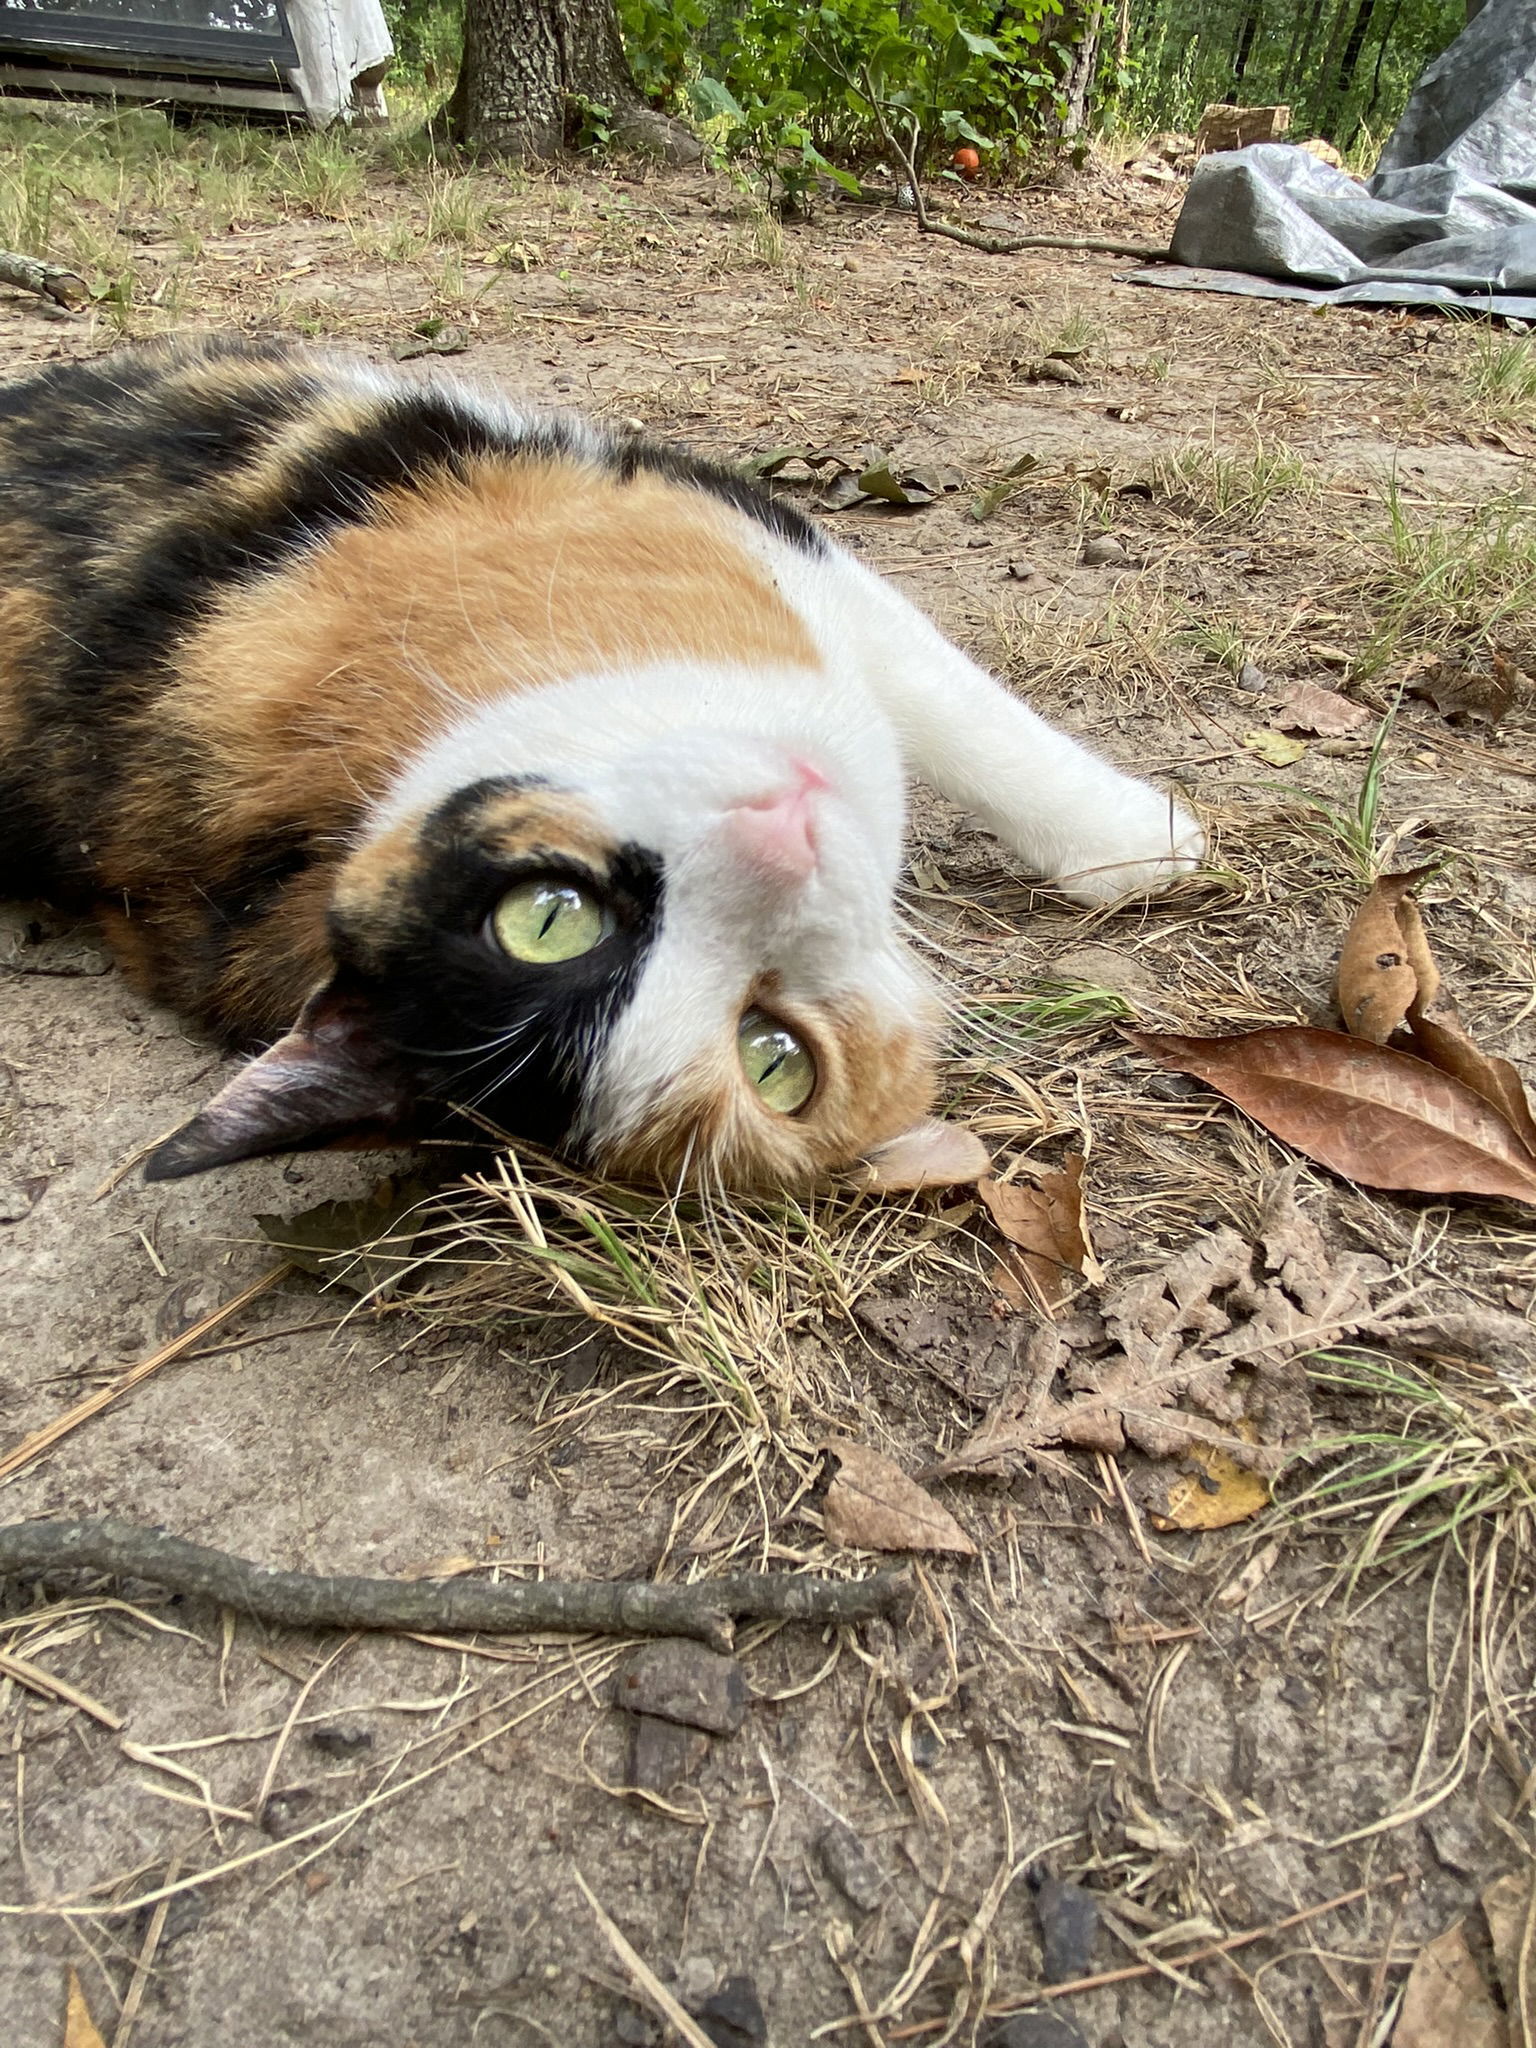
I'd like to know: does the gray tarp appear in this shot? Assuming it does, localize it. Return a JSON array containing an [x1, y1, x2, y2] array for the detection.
[[1124, 0, 1536, 320]]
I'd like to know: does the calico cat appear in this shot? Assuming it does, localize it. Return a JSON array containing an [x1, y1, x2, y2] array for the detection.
[[0, 339, 1203, 1190]]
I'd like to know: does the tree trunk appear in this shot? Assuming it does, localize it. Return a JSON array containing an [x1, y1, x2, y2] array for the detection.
[[1284, 0, 1328, 95], [1232, 3, 1261, 85], [1059, 0, 1105, 138], [1363, 0, 1405, 127], [449, 0, 695, 160], [1332, 0, 1378, 95]]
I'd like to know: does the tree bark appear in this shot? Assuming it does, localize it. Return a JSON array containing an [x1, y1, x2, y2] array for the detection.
[[1058, 0, 1105, 138], [1284, 0, 1328, 96], [1364, 0, 1406, 126], [449, 0, 697, 160], [1232, 4, 1261, 84], [0, 249, 87, 308], [1332, 0, 1378, 95], [0, 1517, 913, 1653]]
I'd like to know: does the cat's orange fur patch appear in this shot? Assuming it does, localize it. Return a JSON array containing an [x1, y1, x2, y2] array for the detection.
[[602, 986, 940, 1188], [0, 589, 49, 751], [87, 456, 818, 1037]]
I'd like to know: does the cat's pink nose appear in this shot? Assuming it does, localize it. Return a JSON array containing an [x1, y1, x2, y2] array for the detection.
[[724, 758, 826, 880]]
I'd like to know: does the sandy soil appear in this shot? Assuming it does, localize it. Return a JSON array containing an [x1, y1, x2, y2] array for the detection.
[[2, 135, 1534, 2048]]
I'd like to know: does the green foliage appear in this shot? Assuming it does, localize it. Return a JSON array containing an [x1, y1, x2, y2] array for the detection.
[[381, 0, 462, 89], [621, 0, 1072, 185], [1113, 0, 1464, 151]]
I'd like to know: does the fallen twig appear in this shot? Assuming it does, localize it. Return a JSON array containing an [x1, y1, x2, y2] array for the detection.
[[0, 248, 89, 308], [884, 1875, 1408, 2037], [843, 65, 1169, 265], [0, 1517, 912, 1651], [0, 1264, 291, 1485], [916, 219, 1170, 261]]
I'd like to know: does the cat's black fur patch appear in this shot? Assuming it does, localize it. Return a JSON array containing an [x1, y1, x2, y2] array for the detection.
[[330, 782, 666, 1152], [0, 338, 822, 905]]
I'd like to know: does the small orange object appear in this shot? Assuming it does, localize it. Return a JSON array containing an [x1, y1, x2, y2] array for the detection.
[[952, 146, 981, 179]]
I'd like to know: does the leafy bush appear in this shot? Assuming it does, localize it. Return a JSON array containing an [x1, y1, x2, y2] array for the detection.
[[621, 0, 1072, 186]]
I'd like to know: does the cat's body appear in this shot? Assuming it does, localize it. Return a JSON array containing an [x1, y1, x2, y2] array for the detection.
[[0, 340, 1202, 1188]]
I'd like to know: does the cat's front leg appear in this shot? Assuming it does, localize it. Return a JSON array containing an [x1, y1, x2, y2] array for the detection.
[[842, 562, 1205, 904]]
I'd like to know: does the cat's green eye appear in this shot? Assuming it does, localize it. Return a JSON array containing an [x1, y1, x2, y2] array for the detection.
[[491, 879, 608, 964], [738, 1008, 816, 1115]]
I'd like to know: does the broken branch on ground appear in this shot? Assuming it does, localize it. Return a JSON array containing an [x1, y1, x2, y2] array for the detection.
[[0, 1517, 911, 1652], [0, 249, 89, 308]]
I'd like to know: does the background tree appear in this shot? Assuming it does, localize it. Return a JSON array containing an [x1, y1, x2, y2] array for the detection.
[[1116, 0, 1463, 147], [446, 0, 697, 157]]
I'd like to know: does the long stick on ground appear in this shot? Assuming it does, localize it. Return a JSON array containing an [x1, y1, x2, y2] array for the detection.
[[0, 1517, 911, 1651], [918, 219, 1170, 261], [0, 249, 89, 308], [845, 64, 1170, 265]]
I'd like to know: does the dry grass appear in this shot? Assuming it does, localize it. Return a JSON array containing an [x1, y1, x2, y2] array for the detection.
[[1341, 479, 1536, 678], [1463, 328, 1536, 431]]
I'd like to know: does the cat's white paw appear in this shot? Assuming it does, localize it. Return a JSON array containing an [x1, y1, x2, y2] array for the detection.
[[1051, 791, 1206, 906]]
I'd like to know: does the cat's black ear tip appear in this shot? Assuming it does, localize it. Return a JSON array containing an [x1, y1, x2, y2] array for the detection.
[[142, 1117, 250, 1182]]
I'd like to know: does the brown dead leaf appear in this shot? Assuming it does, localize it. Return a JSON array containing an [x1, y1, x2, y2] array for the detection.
[[1272, 680, 1369, 737], [1337, 866, 1438, 1042], [1394, 1920, 1507, 2048], [821, 1440, 976, 1556], [1405, 650, 1520, 726], [63, 1970, 108, 2048], [977, 1155, 1102, 1316], [1410, 993, 1536, 1160], [1242, 728, 1307, 766], [1480, 1870, 1535, 2034], [398, 1554, 483, 1581], [1127, 1026, 1536, 1205], [935, 1171, 1357, 1478], [1337, 871, 1536, 1158]]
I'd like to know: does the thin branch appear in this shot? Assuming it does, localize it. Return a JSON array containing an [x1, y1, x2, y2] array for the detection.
[[837, 56, 1169, 263], [0, 1518, 912, 1653], [917, 219, 1171, 261], [0, 249, 89, 308]]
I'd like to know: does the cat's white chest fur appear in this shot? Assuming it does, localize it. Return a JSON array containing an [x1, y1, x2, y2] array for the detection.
[[376, 511, 1204, 912]]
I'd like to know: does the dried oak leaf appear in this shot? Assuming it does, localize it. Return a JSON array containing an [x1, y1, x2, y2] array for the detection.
[[1272, 680, 1369, 737], [936, 1172, 1358, 1477], [1337, 865, 1438, 1042], [1146, 1428, 1271, 1532], [1338, 870, 1536, 1155], [1405, 650, 1520, 726], [977, 1154, 1102, 1316], [1126, 1026, 1536, 1206], [1393, 1920, 1506, 2048], [1480, 1870, 1535, 2023], [256, 1177, 431, 1297], [853, 1292, 1017, 1408], [821, 1439, 976, 1556], [1242, 729, 1307, 767]]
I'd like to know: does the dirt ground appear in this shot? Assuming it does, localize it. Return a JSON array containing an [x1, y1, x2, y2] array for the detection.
[[2, 118, 1535, 2048]]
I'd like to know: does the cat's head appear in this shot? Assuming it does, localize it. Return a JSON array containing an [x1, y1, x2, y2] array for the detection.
[[145, 712, 988, 1193]]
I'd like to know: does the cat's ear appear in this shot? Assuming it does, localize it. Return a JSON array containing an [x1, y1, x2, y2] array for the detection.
[[859, 1118, 991, 1191], [143, 987, 417, 1182]]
